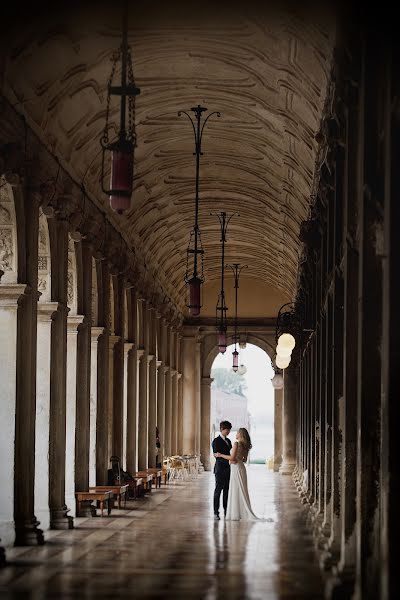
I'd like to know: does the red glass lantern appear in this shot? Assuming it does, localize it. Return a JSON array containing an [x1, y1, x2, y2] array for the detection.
[[109, 141, 134, 214], [218, 329, 227, 354], [188, 276, 202, 317], [232, 349, 239, 372]]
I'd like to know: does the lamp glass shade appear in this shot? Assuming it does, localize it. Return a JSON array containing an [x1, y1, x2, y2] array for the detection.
[[271, 373, 284, 389], [232, 349, 239, 369], [276, 345, 292, 358], [238, 364, 247, 375], [277, 333, 296, 351], [217, 330, 227, 354], [109, 145, 134, 213], [276, 354, 290, 369], [188, 277, 201, 316]]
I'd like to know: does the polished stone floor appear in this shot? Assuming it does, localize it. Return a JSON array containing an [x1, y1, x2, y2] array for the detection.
[[0, 467, 324, 599]]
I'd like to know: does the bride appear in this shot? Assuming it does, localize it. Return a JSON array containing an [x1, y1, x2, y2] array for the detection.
[[215, 427, 259, 521]]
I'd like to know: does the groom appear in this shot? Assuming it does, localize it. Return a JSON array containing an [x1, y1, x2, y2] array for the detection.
[[212, 420, 232, 520]]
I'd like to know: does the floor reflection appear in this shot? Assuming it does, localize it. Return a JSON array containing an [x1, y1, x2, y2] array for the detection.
[[0, 467, 324, 599]]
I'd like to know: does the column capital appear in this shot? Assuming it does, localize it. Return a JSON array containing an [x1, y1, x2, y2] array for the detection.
[[67, 314, 85, 333], [0, 283, 30, 308], [177, 372, 182, 380], [91, 326, 105, 341], [156, 360, 163, 369], [171, 368, 177, 377], [124, 342, 134, 354], [137, 348, 145, 360], [109, 334, 121, 349], [147, 353, 155, 364], [163, 365, 170, 374], [201, 377, 214, 387], [37, 301, 62, 322]]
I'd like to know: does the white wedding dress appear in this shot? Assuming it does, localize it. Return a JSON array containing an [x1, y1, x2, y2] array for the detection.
[[225, 442, 259, 521]]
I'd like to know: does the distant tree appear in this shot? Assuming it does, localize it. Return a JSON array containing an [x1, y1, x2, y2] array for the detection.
[[211, 367, 247, 396]]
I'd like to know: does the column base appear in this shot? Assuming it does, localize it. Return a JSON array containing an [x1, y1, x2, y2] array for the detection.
[[325, 569, 355, 600], [50, 506, 74, 530], [279, 461, 295, 475], [76, 500, 97, 518], [14, 517, 44, 546], [0, 545, 5, 567]]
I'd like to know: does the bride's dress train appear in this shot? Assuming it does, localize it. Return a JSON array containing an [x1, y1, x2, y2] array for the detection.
[[225, 459, 259, 521]]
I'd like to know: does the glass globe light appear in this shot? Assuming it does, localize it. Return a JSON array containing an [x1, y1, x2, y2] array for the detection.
[[271, 373, 284, 389], [276, 345, 292, 358], [238, 364, 247, 376], [276, 354, 290, 369], [277, 333, 296, 351]]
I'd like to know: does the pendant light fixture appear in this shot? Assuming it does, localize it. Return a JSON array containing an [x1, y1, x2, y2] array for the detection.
[[228, 263, 248, 372], [100, 1, 140, 214], [212, 211, 238, 353], [179, 105, 220, 316]]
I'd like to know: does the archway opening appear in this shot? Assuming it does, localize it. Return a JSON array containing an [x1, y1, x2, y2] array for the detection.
[[210, 343, 275, 467]]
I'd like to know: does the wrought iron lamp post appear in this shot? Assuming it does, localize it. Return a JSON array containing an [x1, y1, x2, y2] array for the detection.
[[228, 263, 248, 372], [100, 1, 140, 214], [179, 105, 220, 316], [212, 211, 238, 353]]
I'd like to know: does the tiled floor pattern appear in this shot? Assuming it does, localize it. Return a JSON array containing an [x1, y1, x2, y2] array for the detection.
[[0, 467, 324, 599]]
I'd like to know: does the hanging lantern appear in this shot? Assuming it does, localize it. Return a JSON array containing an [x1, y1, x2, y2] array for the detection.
[[100, 3, 140, 214], [180, 106, 220, 317], [238, 364, 247, 376], [217, 328, 227, 354], [232, 348, 239, 372]]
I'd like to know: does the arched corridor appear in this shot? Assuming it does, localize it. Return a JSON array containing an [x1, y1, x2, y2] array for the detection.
[[0, 2, 399, 599]]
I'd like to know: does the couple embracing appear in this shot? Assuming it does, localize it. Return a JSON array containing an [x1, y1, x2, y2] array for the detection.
[[212, 420, 259, 521]]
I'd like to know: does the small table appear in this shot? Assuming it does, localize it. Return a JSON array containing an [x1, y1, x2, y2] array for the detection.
[[134, 472, 153, 493], [89, 485, 129, 509], [75, 491, 112, 517]]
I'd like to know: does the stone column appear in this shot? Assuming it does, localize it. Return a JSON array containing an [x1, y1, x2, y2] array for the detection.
[[171, 370, 178, 455], [279, 365, 297, 475], [137, 349, 149, 470], [273, 387, 283, 471], [107, 334, 120, 462], [0, 284, 42, 546], [89, 327, 104, 486], [147, 355, 157, 467], [164, 365, 172, 457], [200, 377, 213, 470], [126, 346, 138, 475], [35, 301, 60, 531], [182, 330, 197, 455], [195, 337, 202, 456], [49, 219, 72, 531], [65, 314, 85, 517], [122, 342, 134, 471], [177, 372, 183, 455]]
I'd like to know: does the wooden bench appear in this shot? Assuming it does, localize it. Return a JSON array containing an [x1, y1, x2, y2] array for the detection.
[[133, 471, 153, 493], [146, 468, 162, 488], [111, 477, 143, 500], [75, 491, 112, 517], [89, 484, 129, 509]]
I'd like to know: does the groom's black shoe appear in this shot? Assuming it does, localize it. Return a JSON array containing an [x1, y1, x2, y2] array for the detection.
[[214, 513, 220, 520]]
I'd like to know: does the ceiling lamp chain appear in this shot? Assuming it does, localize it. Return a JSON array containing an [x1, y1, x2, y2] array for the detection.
[[100, 0, 140, 214], [228, 263, 248, 372], [179, 105, 221, 317]]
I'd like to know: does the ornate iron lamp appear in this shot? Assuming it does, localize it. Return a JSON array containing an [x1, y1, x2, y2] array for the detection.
[[100, 2, 140, 214], [179, 105, 220, 317], [212, 211, 238, 353], [275, 302, 303, 369], [228, 263, 248, 372]]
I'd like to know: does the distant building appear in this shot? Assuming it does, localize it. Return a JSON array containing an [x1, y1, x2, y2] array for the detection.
[[211, 387, 250, 440]]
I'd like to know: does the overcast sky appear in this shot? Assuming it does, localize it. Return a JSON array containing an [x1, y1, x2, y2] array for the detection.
[[212, 343, 275, 425]]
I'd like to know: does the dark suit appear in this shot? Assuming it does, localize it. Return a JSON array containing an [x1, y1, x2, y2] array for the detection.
[[212, 435, 232, 515]]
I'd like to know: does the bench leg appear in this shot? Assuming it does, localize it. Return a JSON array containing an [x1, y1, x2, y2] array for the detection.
[[100, 500, 104, 517], [118, 494, 121, 509]]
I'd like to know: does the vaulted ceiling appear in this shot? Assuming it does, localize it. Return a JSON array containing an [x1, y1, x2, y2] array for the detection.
[[2, 1, 334, 317]]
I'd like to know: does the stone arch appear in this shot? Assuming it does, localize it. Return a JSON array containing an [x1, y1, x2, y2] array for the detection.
[[0, 175, 18, 283], [67, 236, 78, 315], [37, 211, 51, 302]]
